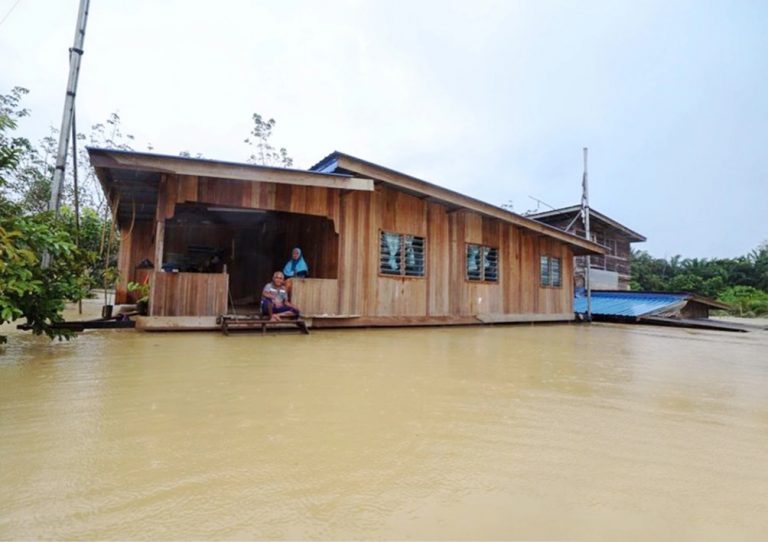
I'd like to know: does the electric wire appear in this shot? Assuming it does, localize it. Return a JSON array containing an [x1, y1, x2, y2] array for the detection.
[[0, 0, 24, 29]]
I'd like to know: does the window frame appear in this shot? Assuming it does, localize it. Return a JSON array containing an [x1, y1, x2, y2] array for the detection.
[[378, 229, 427, 279], [465, 243, 499, 283], [539, 254, 562, 288]]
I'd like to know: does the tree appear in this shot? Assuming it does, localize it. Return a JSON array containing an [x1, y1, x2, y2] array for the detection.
[[1, 87, 94, 343], [0, 210, 93, 342], [630, 245, 768, 316], [244, 113, 293, 167], [0, 87, 31, 191]]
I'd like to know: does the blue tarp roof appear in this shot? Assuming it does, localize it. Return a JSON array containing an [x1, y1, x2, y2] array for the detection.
[[574, 291, 687, 317]]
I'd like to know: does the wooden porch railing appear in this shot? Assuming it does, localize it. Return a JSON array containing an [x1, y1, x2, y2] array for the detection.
[[290, 278, 339, 316], [149, 271, 228, 316]]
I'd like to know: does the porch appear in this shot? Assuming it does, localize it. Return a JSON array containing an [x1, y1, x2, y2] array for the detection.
[[147, 273, 342, 318]]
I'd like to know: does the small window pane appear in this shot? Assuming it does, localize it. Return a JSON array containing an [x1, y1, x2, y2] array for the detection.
[[467, 244, 482, 281], [484, 247, 498, 281], [380, 231, 425, 277], [380, 232, 401, 275], [551, 257, 561, 287], [404, 235, 425, 277], [540, 256, 550, 287]]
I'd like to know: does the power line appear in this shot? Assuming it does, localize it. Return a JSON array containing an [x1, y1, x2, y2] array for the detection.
[[0, 0, 24, 29]]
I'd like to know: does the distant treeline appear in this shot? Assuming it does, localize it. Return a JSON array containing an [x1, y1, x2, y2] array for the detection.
[[630, 245, 768, 316]]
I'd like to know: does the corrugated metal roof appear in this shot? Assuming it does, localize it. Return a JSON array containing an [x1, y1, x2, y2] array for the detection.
[[574, 291, 687, 317]]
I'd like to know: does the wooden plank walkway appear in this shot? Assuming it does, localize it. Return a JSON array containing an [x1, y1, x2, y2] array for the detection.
[[219, 314, 310, 335]]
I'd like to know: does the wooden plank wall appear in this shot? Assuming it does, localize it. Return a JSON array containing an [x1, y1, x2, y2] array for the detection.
[[115, 220, 154, 303], [335, 186, 575, 318], [333, 185, 575, 319], [427, 202, 450, 316], [337, 191, 370, 316], [149, 272, 228, 316], [290, 278, 340, 316], [119, 174, 575, 319], [373, 188, 428, 317]]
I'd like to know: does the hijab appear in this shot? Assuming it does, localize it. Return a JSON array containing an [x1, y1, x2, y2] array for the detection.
[[283, 247, 309, 277]]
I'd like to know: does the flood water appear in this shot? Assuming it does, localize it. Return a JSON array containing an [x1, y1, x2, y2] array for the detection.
[[1, 319, 767, 540]]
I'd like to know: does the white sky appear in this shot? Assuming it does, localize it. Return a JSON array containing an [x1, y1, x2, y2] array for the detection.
[[1, 0, 766, 258]]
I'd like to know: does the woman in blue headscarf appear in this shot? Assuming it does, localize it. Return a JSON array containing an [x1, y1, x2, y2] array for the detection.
[[283, 247, 309, 279], [282, 247, 309, 298]]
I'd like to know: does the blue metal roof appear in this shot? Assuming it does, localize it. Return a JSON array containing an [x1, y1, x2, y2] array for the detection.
[[574, 291, 687, 317]]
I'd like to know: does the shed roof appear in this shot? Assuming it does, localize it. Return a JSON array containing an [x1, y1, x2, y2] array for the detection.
[[574, 290, 730, 317], [528, 205, 646, 242], [311, 151, 606, 256]]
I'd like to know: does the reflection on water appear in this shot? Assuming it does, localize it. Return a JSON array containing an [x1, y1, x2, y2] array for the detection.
[[1, 322, 767, 540]]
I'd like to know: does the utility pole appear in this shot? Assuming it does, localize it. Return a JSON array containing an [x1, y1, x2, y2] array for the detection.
[[47, 0, 90, 216], [582, 147, 592, 322], [72, 107, 82, 314]]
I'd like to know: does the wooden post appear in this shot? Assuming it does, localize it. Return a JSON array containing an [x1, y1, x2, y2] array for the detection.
[[154, 221, 164, 271]]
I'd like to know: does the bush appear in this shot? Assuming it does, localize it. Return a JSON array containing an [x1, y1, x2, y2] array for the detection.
[[0, 208, 94, 342], [717, 286, 768, 317]]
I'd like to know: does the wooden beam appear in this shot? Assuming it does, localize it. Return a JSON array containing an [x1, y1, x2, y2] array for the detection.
[[89, 149, 374, 192], [476, 313, 575, 323], [135, 316, 220, 331], [134, 314, 578, 331], [153, 221, 164, 271]]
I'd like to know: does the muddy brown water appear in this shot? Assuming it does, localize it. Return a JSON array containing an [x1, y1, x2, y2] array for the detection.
[[1, 317, 767, 540]]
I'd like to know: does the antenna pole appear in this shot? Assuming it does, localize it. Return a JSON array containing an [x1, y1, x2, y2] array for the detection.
[[583, 147, 592, 322], [47, 0, 90, 216]]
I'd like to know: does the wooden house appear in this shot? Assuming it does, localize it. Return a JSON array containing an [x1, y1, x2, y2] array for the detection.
[[88, 149, 605, 330], [529, 205, 646, 290]]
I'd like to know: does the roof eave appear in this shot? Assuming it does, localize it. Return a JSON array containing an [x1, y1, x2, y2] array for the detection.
[[529, 205, 646, 242], [87, 147, 374, 192], [327, 152, 606, 256]]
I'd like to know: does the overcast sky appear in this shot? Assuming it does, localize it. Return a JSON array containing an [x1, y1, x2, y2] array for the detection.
[[1, 0, 766, 258]]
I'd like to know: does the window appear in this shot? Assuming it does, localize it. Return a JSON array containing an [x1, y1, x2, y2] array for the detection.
[[466, 244, 498, 282], [379, 231, 425, 277], [540, 255, 561, 287]]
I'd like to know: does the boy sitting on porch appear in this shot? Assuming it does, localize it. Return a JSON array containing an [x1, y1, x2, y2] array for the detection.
[[261, 271, 301, 321]]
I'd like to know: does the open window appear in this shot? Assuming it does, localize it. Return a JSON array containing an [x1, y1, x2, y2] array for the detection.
[[466, 244, 498, 282], [379, 231, 425, 277]]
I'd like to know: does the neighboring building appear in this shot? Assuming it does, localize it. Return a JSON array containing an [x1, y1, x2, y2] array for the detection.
[[528, 206, 646, 290], [88, 148, 605, 330], [574, 290, 732, 322]]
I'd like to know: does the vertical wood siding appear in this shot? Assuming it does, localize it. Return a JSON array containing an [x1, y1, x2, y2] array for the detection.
[[117, 176, 575, 320]]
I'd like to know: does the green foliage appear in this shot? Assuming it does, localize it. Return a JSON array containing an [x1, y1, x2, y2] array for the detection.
[[717, 286, 768, 317], [59, 205, 117, 283], [244, 113, 293, 167], [630, 244, 768, 316], [127, 281, 150, 303], [0, 87, 103, 343], [0, 207, 95, 343], [0, 87, 31, 191]]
